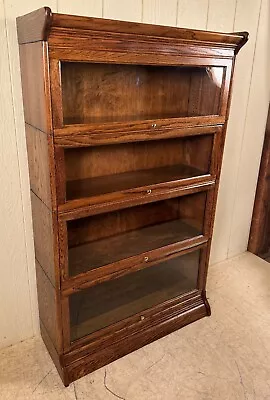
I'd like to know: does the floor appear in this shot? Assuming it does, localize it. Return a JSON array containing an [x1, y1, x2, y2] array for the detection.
[[1, 252, 270, 400]]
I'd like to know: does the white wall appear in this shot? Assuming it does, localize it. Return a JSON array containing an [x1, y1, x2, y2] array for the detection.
[[0, 0, 269, 349]]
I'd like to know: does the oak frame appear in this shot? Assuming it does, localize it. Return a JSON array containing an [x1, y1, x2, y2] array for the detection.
[[17, 7, 248, 386]]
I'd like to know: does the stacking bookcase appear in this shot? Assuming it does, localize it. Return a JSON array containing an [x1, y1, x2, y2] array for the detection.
[[17, 7, 248, 385]]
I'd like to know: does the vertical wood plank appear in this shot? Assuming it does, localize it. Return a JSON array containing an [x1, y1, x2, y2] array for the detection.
[[3, 0, 57, 341], [210, 0, 262, 264], [142, 0, 178, 26], [57, 0, 102, 17], [0, 0, 33, 348], [228, 0, 270, 257], [177, 0, 209, 30], [207, 0, 236, 32], [103, 0, 142, 22]]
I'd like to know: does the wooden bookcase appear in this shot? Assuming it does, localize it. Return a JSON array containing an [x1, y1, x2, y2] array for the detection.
[[17, 7, 248, 386]]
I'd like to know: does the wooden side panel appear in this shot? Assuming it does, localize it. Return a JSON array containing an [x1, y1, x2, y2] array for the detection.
[[5, 1, 57, 341], [40, 321, 67, 385], [31, 192, 56, 286], [25, 124, 52, 208], [16, 6, 52, 44], [18, 34, 61, 354], [19, 41, 52, 133], [36, 260, 61, 352]]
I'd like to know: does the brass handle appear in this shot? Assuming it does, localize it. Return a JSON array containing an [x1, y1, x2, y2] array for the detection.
[[140, 315, 145, 321], [144, 256, 149, 262], [152, 123, 157, 128], [147, 189, 152, 195]]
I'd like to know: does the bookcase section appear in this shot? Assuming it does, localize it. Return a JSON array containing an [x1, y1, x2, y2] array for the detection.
[[17, 6, 248, 386], [66, 192, 207, 277], [69, 250, 201, 342], [64, 135, 214, 204]]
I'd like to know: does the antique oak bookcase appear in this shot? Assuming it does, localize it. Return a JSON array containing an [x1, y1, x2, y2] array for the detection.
[[17, 7, 248, 385]]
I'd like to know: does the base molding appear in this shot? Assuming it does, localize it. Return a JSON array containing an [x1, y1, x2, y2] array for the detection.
[[41, 291, 210, 386]]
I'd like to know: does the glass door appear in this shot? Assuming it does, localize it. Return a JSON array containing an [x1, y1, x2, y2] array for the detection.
[[69, 249, 201, 342], [61, 63, 225, 125]]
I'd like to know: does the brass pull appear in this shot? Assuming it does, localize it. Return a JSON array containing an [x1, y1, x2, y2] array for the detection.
[[140, 315, 145, 321], [152, 123, 157, 128], [147, 189, 152, 195], [144, 256, 149, 262]]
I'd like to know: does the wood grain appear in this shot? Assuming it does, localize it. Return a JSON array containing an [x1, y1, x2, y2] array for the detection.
[[64, 136, 212, 180], [19, 41, 52, 133], [36, 260, 60, 351], [54, 119, 223, 147], [16, 6, 248, 386], [66, 292, 208, 382], [31, 192, 56, 285], [68, 220, 202, 276], [40, 320, 68, 386], [25, 124, 52, 207], [69, 250, 200, 340], [17, 23, 62, 359], [16, 6, 248, 52], [62, 241, 208, 296], [66, 165, 207, 201], [59, 180, 215, 221], [50, 11, 247, 47], [63, 135, 214, 206], [61, 63, 222, 125], [65, 287, 201, 353]]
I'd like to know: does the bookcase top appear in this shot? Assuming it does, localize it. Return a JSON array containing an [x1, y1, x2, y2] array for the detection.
[[17, 6, 248, 54]]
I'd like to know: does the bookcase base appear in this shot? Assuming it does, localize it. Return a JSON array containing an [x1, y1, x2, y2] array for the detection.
[[41, 292, 210, 386]]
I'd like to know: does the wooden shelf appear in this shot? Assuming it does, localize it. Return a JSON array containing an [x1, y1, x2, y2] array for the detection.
[[68, 219, 201, 276], [66, 163, 205, 201], [70, 250, 200, 341]]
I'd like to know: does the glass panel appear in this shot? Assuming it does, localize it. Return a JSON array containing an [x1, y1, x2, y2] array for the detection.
[[61, 63, 224, 125], [67, 192, 206, 276], [69, 250, 200, 341], [64, 135, 213, 202]]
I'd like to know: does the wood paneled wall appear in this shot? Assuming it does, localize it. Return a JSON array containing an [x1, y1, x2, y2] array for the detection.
[[0, 0, 269, 348]]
